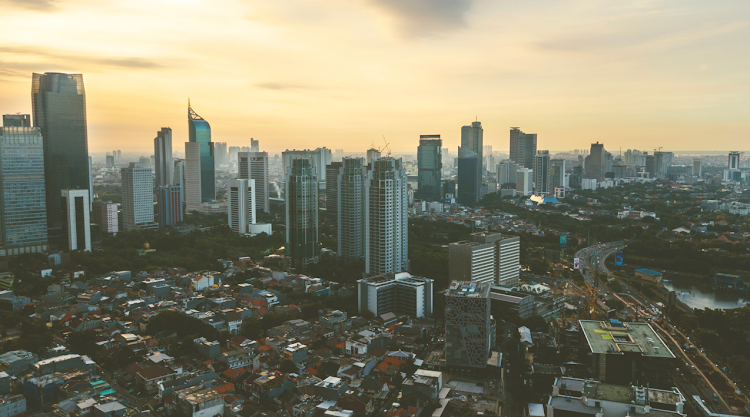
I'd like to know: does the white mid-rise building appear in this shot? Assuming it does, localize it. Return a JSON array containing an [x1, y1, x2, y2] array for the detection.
[[238, 152, 269, 213], [121, 162, 156, 231], [357, 272, 433, 318], [92, 201, 118, 236], [61, 189, 91, 252], [449, 232, 520, 287], [516, 168, 534, 196], [228, 179, 256, 234]]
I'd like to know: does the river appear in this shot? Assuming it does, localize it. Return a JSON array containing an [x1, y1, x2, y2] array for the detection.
[[662, 278, 748, 310]]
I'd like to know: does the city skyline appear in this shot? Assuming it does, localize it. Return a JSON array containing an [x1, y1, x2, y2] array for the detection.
[[1, 1, 749, 153]]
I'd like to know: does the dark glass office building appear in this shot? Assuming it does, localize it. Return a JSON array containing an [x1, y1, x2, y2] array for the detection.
[[457, 147, 481, 206], [417, 135, 442, 202], [188, 103, 215, 202], [285, 159, 320, 270], [32, 73, 90, 232]]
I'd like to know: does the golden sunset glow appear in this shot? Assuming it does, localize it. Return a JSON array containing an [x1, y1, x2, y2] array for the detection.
[[1, 0, 749, 153]]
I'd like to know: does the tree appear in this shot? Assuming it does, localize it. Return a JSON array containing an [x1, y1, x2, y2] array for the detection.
[[278, 359, 298, 374], [240, 319, 263, 340]]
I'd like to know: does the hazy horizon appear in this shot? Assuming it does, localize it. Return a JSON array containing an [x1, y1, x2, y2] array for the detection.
[[1, 0, 748, 154]]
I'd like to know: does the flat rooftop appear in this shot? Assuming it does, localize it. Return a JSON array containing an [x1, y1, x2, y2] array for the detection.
[[447, 281, 490, 298], [579, 320, 674, 359]]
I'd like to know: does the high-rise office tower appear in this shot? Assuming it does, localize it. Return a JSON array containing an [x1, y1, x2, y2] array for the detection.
[[157, 186, 182, 227], [457, 147, 481, 205], [285, 159, 319, 270], [186, 102, 215, 211], [728, 152, 740, 170], [461, 121, 483, 160], [228, 179, 256, 234], [445, 281, 492, 371], [509, 127, 537, 169], [228, 146, 240, 164], [92, 201, 118, 237], [692, 159, 702, 177], [497, 160, 520, 186], [365, 158, 408, 275], [366, 148, 381, 166], [0, 123, 49, 256], [282, 148, 332, 187], [337, 157, 367, 261], [516, 168, 534, 196], [121, 163, 156, 231], [214, 142, 227, 165], [550, 159, 566, 189], [32, 73, 90, 235], [173, 159, 186, 214], [585, 142, 606, 181], [154, 127, 173, 187], [534, 150, 551, 195], [238, 152, 269, 213], [417, 135, 442, 202], [449, 232, 520, 287], [61, 189, 91, 252], [250, 139, 259, 153], [2, 114, 30, 127], [325, 161, 343, 230], [105, 155, 115, 168]]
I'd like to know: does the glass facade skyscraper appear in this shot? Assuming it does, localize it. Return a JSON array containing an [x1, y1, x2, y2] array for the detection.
[[457, 147, 481, 205], [285, 159, 319, 270], [32, 73, 90, 232], [0, 125, 49, 256], [188, 103, 215, 203], [417, 135, 442, 202]]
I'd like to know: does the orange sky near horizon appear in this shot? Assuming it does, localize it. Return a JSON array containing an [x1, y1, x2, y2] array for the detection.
[[1, 0, 748, 155]]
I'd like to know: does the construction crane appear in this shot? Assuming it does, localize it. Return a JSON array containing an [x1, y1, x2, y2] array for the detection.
[[379, 136, 391, 157]]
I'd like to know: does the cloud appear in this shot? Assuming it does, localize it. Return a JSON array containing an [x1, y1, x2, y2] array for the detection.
[[365, 0, 474, 38], [5, 0, 58, 12], [0, 46, 162, 71], [255, 82, 315, 91]]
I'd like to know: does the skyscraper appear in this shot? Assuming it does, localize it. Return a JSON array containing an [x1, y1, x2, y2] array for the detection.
[[238, 152, 269, 213], [445, 281, 492, 371], [509, 127, 537, 169], [173, 159, 186, 214], [550, 159, 566, 189], [228, 179, 256, 234], [692, 159, 702, 177], [728, 152, 740, 170], [282, 148, 332, 187], [325, 161, 343, 230], [250, 138, 259, 153], [285, 159, 319, 270], [457, 147, 481, 205], [461, 121, 483, 160], [154, 127, 173, 187], [366, 157, 408, 276], [121, 162, 156, 231], [0, 123, 49, 256], [61, 189, 91, 252], [214, 142, 227, 165], [337, 157, 367, 261], [157, 186, 182, 227], [366, 148, 381, 166], [497, 160, 520, 187], [417, 135, 442, 202], [516, 168, 534, 196], [585, 142, 606, 181], [534, 150, 551, 195], [32, 73, 90, 234], [187, 102, 215, 207]]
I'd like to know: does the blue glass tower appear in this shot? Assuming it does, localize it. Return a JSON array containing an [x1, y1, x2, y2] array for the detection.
[[188, 102, 215, 202]]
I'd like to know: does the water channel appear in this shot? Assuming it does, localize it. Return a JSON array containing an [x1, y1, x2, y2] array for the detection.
[[661, 277, 748, 310]]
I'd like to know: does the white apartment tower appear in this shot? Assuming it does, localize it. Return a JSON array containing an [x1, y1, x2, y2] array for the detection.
[[121, 162, 155, 231], [516, 168, 534, 196], [238, 152, 269, 213], [61, 189, 91, 252], [228, 179, 256, 234], [365, 157, 409, 275], [184, 142, 202, 213], [337, 157, 368, 261]]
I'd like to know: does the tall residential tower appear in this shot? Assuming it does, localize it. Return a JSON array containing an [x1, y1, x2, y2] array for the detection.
[[365, 158, 408, 275]]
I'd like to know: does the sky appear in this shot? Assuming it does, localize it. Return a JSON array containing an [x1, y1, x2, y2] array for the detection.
[[1, 0, 749, 155]]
